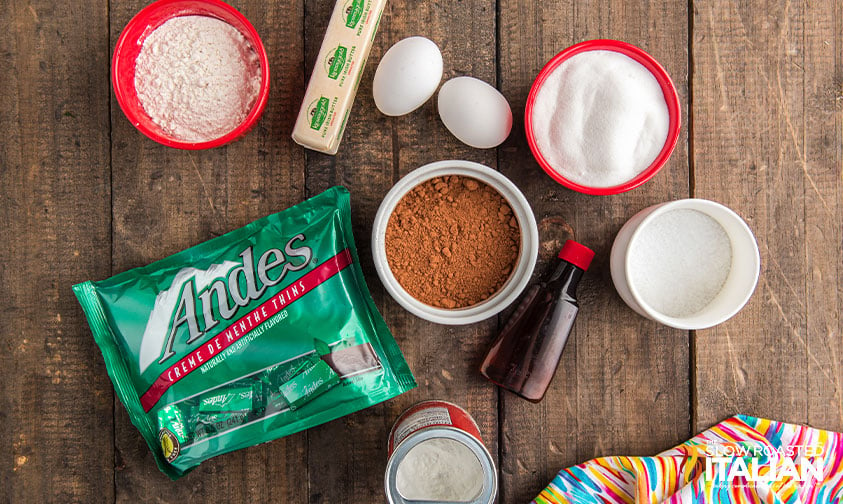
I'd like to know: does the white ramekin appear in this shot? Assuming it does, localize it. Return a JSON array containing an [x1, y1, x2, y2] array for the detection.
[[372, 160, 539, 325], [610, 198, 760, 330]]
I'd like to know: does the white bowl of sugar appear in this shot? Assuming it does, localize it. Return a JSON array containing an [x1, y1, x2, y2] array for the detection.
[[610, 199, 760, 330]]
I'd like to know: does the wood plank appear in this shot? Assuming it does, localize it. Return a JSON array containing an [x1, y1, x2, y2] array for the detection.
[[692, 0, 843, 432], [0, 0, 113, 502], [302, 0, 498, 501], [496, 1, 691, 501], [108, 0, 307, 501], [803, 0, 843, 432]]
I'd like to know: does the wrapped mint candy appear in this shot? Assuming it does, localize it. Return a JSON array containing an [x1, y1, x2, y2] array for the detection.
[[157, 404, 190, 444], [195, 410, 250, 438], [262, 354, 321, 390], [279, 359, 341, 410], [198, 385, 256, 413]]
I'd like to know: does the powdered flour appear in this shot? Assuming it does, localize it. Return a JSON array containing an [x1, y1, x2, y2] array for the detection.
[[395, 438, 484, 501], [134, 15, 261, 143]]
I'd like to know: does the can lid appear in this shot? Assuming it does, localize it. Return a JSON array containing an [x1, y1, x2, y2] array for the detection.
[[558, 240, 595, 271], [385, 427, 497, 504]]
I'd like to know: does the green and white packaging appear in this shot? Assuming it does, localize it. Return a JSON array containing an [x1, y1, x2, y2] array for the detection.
[[73, 187, 416, 479]]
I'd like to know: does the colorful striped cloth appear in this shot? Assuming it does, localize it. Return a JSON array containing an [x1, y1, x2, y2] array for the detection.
[[533, 415, 843, 503]]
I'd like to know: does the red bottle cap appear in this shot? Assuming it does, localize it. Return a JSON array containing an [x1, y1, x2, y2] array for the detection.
[[558, 240, 595, 271]]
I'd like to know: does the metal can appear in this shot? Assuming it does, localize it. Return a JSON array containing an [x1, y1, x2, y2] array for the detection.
[[385, 400, 497, 504]]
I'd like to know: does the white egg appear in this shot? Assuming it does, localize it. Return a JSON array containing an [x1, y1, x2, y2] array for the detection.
[[437, 77, 512, 149], [373, 37, 443, 116]]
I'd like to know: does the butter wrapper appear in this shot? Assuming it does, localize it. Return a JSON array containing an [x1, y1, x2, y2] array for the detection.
[[292, 0, 387, 154]]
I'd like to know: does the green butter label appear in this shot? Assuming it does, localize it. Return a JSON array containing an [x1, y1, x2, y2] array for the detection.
[[325, 45, 348, 79], [309, 97, 330, 130], [343, 0, 364, 28]]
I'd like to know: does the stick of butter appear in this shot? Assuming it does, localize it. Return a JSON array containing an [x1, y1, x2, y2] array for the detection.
[[292, 0, 387, 155]]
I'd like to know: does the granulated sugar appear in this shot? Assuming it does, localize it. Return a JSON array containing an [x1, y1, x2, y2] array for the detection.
[[532, 50, 669, 188], [395, 438, 484, 502], [628, 209, 732, 317], [135, 15, 262, 143]]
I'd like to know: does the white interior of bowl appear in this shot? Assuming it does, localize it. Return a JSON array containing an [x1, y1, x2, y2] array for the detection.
[[624, 199, 760, 330], [372, 160, 539, 325]]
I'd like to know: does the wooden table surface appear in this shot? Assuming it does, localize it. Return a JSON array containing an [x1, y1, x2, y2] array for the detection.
[[2, 0, 841, 502]]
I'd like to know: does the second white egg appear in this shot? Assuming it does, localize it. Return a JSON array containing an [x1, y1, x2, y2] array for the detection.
[[373, 37, 443, 117], [437, 77, 512, 148]]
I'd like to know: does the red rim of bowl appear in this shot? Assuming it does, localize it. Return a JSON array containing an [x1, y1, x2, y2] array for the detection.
[[112, 0, 270, 150], [524, 39, 681, 195]]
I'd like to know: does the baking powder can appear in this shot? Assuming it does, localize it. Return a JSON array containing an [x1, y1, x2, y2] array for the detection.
[[385, 400, 497, 504]]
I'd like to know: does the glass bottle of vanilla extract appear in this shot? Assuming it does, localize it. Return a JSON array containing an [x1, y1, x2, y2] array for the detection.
[[480, 240, 594, 402]]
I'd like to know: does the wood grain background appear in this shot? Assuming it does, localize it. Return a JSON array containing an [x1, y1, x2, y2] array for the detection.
[[1, 0, 840, 502]]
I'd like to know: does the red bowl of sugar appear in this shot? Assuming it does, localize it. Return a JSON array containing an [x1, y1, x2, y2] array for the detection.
[[112, 0, 270, 149], [525, 40, 681, 195]]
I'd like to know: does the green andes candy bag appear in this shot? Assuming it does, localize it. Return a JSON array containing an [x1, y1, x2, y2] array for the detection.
[[73, 187, 416, 479]]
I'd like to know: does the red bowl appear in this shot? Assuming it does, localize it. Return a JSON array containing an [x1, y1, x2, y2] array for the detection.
[[524, 39, 681, 195], [112, 0, 270, 150]]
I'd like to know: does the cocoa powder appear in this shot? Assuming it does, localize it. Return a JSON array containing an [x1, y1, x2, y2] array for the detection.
[[385, 175, 521, 309]]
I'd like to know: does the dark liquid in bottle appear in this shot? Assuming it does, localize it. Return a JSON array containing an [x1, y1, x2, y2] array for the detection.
[[480, 260, 583, 402]]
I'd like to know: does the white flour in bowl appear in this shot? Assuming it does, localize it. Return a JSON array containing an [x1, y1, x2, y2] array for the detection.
[[396, 437, 484, 502], [134, 15, 262, 143]]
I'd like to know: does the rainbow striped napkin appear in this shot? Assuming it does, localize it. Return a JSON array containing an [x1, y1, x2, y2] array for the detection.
[[533, 415, 843, 503]]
